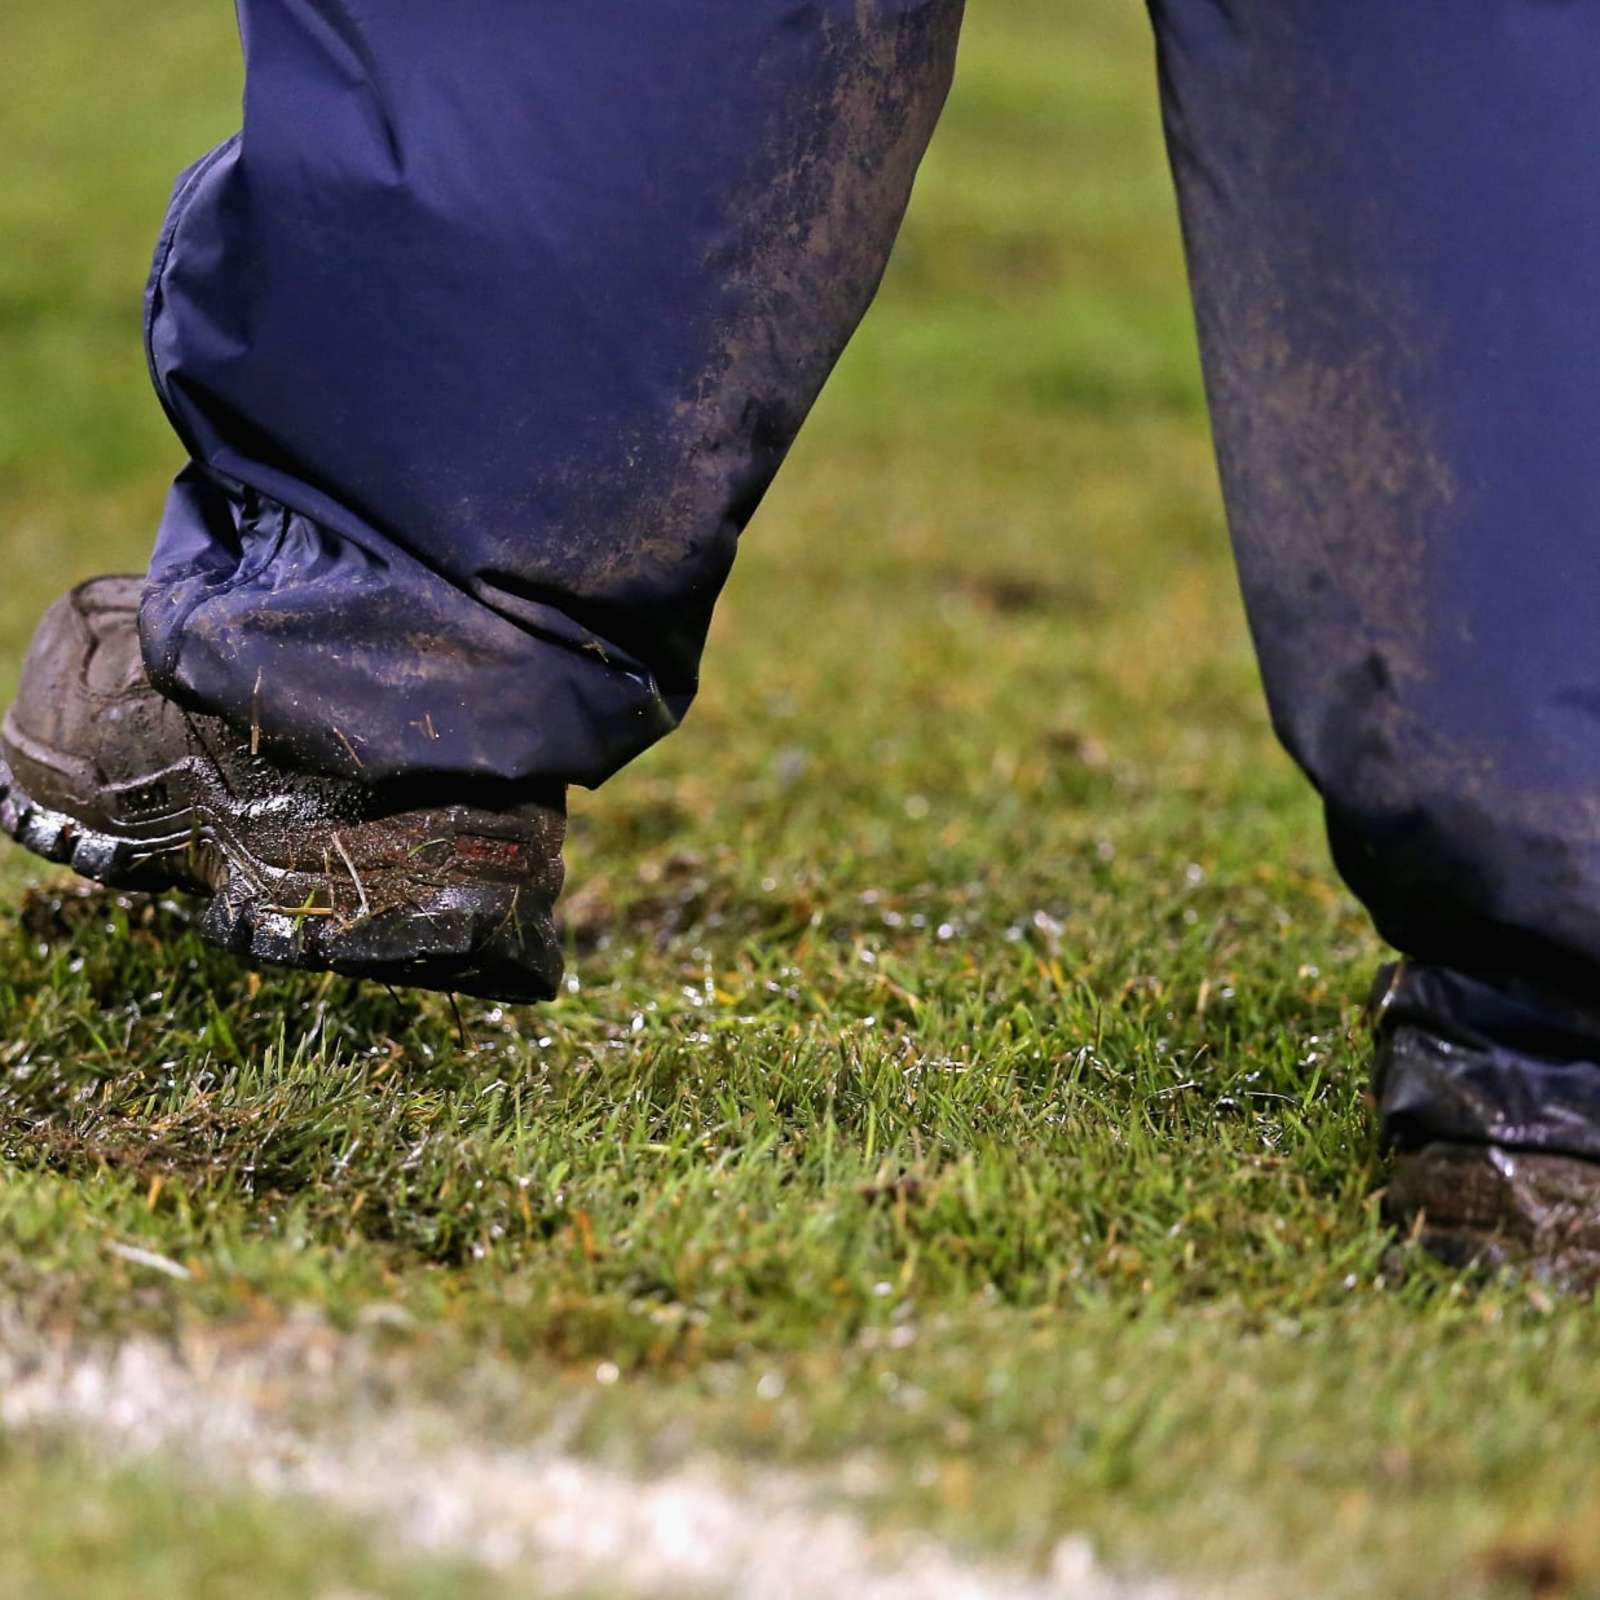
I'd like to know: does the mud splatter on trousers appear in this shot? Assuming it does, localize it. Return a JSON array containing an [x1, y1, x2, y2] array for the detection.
[[1153, 0, 1600, 1149], [139, 0, 1600, 1142]]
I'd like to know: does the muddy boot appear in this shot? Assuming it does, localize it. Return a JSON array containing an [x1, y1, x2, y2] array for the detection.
[[1385, 1143, 1600, 1291], [0, 577, 565, 1001], [1372, 962, 1600, 1289]]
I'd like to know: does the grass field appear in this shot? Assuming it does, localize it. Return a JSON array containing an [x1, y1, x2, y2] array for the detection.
[[3, 3, 1598, 1596]]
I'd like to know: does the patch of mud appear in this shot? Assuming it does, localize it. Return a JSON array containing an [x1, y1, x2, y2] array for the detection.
[[560, 851, 715, 955], [18, 883, 194, 943], [559, 851, 820, 958], [940, 568, 1103, 618]]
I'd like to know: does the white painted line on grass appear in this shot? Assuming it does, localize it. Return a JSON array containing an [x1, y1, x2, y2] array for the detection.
[[103, 1241, 192, 1280], [0, 1330, 1189, 1600]]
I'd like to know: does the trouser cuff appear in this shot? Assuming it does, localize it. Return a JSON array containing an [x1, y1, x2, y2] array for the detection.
[[1372, 962, 1600, 1160]]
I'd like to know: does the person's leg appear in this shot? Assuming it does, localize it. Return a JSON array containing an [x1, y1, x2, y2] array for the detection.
[[141, 0, 965, 788], [1151, 0, 1600, 1262], [0, 0, 964, 998]]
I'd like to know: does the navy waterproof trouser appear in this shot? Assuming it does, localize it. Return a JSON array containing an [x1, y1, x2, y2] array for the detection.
[[141, 1, 1600, 1148], [143, 0, 965, 787], [1151, 3, 1600, 1153]]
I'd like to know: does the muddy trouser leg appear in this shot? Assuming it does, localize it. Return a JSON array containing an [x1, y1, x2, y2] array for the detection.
[[1149, 0, 1600, 1155], [140, 0, 964, 789]]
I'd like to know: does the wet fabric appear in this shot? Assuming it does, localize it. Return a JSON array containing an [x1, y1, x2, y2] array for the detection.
[[139, 0, 1600, 1141], [1373, 964, 1600, 1160], [1151, 0, 1600, 1148], [141, 0, 964, 787]]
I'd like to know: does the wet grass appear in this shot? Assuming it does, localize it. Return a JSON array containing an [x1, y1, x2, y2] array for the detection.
[[4, 0, 1600, 1595]]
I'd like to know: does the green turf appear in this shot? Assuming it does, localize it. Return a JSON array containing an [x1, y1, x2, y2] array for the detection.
[[0, 1434, 513, 1600], [2, 2, 1597, 1596]]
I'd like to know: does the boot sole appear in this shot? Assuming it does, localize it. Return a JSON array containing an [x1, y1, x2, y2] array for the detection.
[[0, 752, 563, 1003]]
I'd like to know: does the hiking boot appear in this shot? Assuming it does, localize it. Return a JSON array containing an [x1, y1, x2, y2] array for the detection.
[[1371, 962, 1600, 1288], [1384, 1141, 1600, 1290], [0, 576, 565, 1001]]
